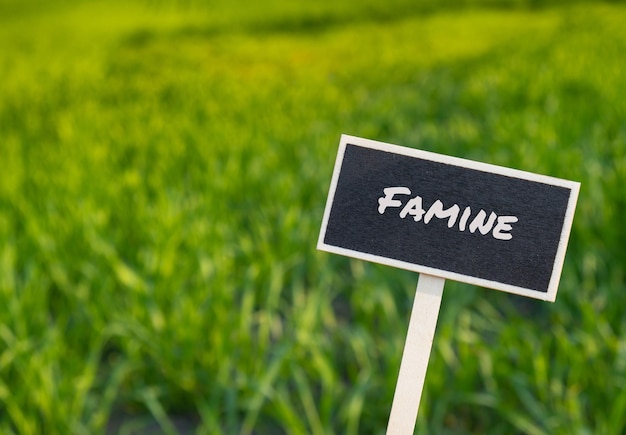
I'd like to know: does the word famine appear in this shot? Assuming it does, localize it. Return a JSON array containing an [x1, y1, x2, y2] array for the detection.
[[377, 187, 518, 240]]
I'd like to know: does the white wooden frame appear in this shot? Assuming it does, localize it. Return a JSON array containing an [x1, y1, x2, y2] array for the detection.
[[318, 134, 580, 302]]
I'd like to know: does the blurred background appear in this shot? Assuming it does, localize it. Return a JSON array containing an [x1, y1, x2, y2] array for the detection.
[[1, 0, 625, 433]]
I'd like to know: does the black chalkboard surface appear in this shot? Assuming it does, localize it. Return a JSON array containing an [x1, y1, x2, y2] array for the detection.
[[318, 135, 580, 301]]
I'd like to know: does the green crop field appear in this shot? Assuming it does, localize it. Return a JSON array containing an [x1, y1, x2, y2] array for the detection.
[[1, 0, 625, 433]]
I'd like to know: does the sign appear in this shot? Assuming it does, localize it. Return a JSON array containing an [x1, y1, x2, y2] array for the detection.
[[317, 135, 580, 434], [318, 135, 580, 301]]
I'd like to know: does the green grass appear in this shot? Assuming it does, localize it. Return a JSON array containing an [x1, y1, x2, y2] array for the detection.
[[1, 0, 625, 433]]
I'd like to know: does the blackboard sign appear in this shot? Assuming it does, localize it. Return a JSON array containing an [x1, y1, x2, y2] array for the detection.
[[318, 135, 580, 301]]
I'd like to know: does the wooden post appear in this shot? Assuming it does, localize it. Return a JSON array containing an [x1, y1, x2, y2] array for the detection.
[[386, 274, 445, 435]]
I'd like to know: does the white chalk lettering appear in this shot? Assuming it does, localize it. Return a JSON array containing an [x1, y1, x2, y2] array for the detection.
[[377, 187, 517, 240], [400, 196, 426, 221], [468, 210, 497, 235], [492, 216, 519, 240], [459, 206, 472, 231], [424, 200, 460, 228], [378, 187, 411, 214]]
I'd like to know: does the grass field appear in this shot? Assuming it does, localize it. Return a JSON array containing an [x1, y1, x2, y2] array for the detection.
[[1, 0, 625, 433]]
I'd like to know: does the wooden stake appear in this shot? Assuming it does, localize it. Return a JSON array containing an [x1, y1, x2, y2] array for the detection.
[[386, 274, 445, 435]]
